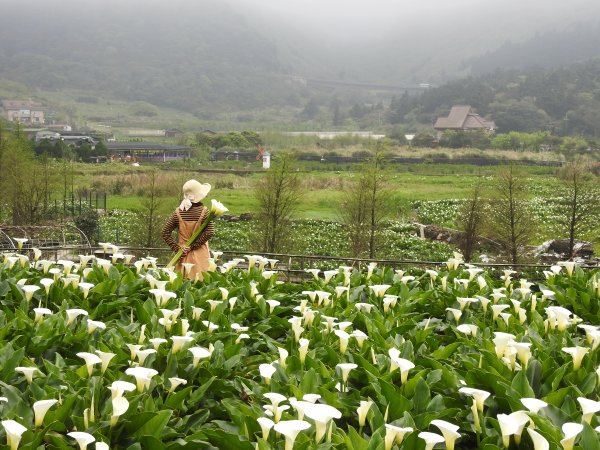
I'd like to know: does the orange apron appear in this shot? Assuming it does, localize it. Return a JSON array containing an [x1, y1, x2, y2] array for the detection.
[[175, 207, 210, 281]]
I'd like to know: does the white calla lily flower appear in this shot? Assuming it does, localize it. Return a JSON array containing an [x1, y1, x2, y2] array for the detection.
[[16, 366, 38, 384], [13, 237, 28, 250], [66, 308, 88, 326], [277, 347, 288, 368], [546, 306, 573, 331], [2, 419, 28, 450], [266, 299, 280, 313], [418, 431, 445, 450], [259, 363, 277, 385], [457, 297, 478, 310], [303, 403, 342, 443], [497, 413, 518, 448], [356, 400, 373, 428], [491, 304, 510, 321], [577, 397, 600, 424], [108, 381, 136, 399], [149, 338, 168, 351], [87, 320, 106, 334], [446, 308, 462, 323], [497, 411, 530, 448], [511, 342, 532, 369], [171, 336, 194, 353], [168, 377, 187, 393], [492, 332, 516, 358], [263, 392, 287, 410], [189, 346, 212, 368], [457, 324, 478, 336], [111, 396, 129, 426], [33, 307, 52, 323], [351, 330, 368, 348], [67, 431, 95, 450], [430, 419, 460, 450], [257, 417, 275, 440], [334, 330, 350, 354], [527, 428, 549, 450], [202, 320, 219, 333], [39, 278, 54, 294], [520, 398, 548, 414], [78, 282, 94, 299], [210, 199, 228, 215], [563, 346, 589, 370], [558, 260, 576, 276], [369, 284, 391, 297], [125, 367, 159, 392], [21, 285, 40, 302], [384, 424, 413, 450], [458, 387, 490, 413], [560, 422, 583, 450], [388, 350, 415, 384], [33, 399, 58, 427], [274, 420, 311, 450], [298, 338, 310, 364], [76, 352, 102, 377], [336, 362, 357, 392], [135, 348, 157, 365]]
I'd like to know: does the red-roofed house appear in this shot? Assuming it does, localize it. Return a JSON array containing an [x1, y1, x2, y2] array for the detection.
[[434, 105, 495, 139]]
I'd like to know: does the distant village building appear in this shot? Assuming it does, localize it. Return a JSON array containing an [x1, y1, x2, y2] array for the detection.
[[35, 130, 97, 147], [434, 105, 495, 139], [165, 128, 184, 138], [106, 142, 192, 162], [1, 100, 46, 124], [125, 129, 167, 137], [284, 131, 385, 140], [35, 131, 61, 142], [46, 123, 73, 132], [262, 151, 271, 169]]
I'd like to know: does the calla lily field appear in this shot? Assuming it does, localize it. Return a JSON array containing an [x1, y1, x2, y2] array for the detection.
[[0, 243, 599, 449]]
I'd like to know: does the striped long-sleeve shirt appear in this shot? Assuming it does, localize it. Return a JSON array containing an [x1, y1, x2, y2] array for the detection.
[[161, 203, 215, 252]]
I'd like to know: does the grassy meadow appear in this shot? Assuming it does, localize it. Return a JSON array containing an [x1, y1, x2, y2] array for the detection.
[[81, 161, 561, 222]]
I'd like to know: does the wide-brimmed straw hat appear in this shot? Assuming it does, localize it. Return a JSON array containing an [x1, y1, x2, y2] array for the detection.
[[182, 179, 211, 202]]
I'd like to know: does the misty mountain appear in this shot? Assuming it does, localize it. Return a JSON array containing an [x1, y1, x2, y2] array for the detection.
[[298, 2, 600, 86], [2, 0, 600, 118], [466, 23, 600, 75], [0, 0, 316, 113]]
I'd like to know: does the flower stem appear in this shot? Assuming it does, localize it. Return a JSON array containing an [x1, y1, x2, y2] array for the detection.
[[166, 212, 215, 268]]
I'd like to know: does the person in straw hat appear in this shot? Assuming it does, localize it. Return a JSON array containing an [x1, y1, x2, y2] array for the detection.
[[162, 179, 214, 280]]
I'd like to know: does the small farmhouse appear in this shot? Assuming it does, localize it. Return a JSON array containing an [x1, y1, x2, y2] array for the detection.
[[1, 100, 46, 124], [434, 105, 495, 139]]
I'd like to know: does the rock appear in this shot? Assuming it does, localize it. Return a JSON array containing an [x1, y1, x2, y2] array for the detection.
[[419, 224, 455, 242], [219, 213, 252, 222], [534, 239, 593, 260]]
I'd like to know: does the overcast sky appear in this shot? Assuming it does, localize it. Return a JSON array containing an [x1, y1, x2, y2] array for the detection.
[[232, 0, 600, 41]]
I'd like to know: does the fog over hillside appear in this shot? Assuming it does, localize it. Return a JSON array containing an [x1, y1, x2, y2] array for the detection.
[[1, 0, 600, 113], [234, 0, 600, 83]]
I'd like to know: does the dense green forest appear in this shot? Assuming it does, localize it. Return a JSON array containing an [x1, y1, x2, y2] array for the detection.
[[388, 59, 600, 137]]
